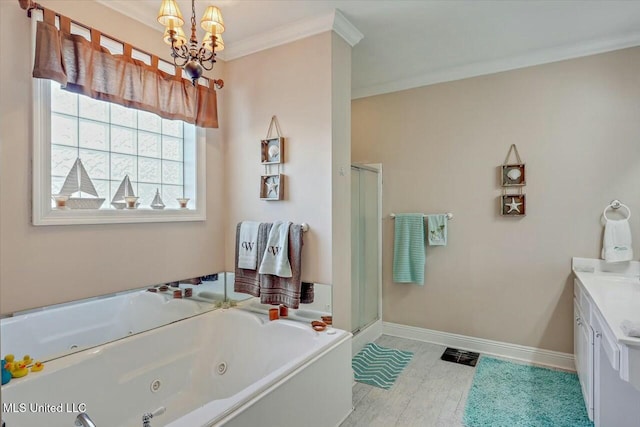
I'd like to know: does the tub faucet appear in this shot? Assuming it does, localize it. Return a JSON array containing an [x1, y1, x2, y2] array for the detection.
[[75, 413, 97, 427], [142, 407, 166, 427]]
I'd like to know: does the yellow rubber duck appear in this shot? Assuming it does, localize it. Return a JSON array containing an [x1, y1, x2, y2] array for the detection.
[[22, 355, 33, 366], [4, 354, 15, 374], [11, 362, 28, 378], [30, 361, 44, 372]]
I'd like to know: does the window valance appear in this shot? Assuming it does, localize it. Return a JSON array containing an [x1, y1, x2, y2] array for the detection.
[[33, 8, 219, 128]]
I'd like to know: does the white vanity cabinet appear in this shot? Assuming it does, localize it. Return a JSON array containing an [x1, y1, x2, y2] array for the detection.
[[590, 307, 640, 426], [573, 292, 594, 420], [573, 258, 640, 427]]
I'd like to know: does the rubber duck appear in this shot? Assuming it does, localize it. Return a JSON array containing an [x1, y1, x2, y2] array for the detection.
[[30, 361, 44, 372], [11, 362, 28, 378], [22, 355, 33, 366], [3, 355, 15, 375], [1, 360, 11, 385]]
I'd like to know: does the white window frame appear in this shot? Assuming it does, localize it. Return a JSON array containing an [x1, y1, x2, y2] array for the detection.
[[30, 13, 206, 226]]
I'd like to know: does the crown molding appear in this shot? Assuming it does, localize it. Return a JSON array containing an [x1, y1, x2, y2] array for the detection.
[[352, 31, 640, 99], [224, 9, 363, 61], [332, 10, 364, 48], [222, 12, 333, 61], [95, 0, 157, 29], [94, 2, 362, 62]]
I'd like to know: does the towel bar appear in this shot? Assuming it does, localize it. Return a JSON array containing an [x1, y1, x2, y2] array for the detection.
[[390, 213, 453, 220]]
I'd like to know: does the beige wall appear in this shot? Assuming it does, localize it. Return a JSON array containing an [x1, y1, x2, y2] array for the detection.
[[0, 1, 226, 314], [222, 32, 353, 330], [352, 47, 640, 353], [222, 32, 333, 285]]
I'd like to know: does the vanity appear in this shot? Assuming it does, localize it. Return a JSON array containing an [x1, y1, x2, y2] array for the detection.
[[572, 258, 640, 427]]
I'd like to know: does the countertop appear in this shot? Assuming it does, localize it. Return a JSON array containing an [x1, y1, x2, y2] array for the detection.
[[573, 257, 640, 347]]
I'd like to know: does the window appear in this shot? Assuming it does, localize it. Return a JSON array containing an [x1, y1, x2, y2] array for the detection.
[[31, 17, 205, 226], [50, 82, 191, 209]]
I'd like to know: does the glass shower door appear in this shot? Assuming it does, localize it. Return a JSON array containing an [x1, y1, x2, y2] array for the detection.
[[351, 166, 380, 334]]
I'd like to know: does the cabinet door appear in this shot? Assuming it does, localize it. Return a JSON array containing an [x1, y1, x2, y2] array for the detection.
[[592, 311, 640, 427], [574, 298, 594, 420]]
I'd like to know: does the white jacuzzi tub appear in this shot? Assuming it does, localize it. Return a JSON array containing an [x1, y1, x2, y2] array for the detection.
[[0, 284, 222, 361], [1, 308, 352, 427]]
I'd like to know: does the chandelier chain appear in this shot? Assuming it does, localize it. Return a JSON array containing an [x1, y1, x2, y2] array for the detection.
[[191, 0, 197, 35]]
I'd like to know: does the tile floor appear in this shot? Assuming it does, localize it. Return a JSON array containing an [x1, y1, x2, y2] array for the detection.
[[340, 335, 476, 427]]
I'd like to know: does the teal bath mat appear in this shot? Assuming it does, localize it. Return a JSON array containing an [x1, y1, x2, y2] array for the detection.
[[463, 357, 593, 427], [352, 343, 413, 390]]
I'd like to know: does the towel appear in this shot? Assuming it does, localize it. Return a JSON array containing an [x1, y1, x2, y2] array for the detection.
[[621, 320, 640, 338], [238, 221, 261, 269], [234, 222, 272, 297], [259, 221, 293, 277], [393, 214, 426, 285], [300, 282, 314, 304], [260, 224, 305, 308], [602, 218, 633, 263], [427, 214, 448, 246]]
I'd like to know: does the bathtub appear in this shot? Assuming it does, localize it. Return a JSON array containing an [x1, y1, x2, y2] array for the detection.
[[1, 282, 223, 362], [1, 308, 353, 427]]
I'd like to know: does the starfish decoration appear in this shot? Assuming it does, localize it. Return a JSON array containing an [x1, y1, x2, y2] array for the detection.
[[506, 197, 523, 213], [265, 178, 279, 196]]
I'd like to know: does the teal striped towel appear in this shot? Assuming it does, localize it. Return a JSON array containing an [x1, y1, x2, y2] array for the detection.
[[393, 214, 425, 285]]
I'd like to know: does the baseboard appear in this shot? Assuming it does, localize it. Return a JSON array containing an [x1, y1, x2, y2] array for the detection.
[[383, 322, 575, 371], [352, 319, 383, 356], [334, 407, 353, 427]]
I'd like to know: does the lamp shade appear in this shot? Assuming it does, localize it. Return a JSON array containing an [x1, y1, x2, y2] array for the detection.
[[201, 6, 225, 34], [203, 32, 224, 52], [157, 0, 184, 27], [163, 26, 187, 46]]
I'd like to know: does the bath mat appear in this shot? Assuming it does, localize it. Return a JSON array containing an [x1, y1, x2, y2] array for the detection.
[[463, 357, 593, 427], [441, 347, 480, 367], [352, 343, 413, 390]]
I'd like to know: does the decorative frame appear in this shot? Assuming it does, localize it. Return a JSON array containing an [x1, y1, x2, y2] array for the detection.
[[260, 174, 284, 201], [500, 194, 526, 216], [261, 137, 284, 165], [501, 164, 526, 186]]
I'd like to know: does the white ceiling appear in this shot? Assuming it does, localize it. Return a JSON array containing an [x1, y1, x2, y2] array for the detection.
[[98, 0, 640, 98]]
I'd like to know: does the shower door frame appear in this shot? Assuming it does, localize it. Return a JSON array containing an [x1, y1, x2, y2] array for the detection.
[[351, 163, 383, 336]]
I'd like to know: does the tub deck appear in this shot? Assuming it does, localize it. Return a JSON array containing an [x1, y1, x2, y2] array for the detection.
[[1, 309, 352, 427]]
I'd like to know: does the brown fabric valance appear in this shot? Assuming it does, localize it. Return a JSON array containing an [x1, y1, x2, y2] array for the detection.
[[33, 9, 218, 128]]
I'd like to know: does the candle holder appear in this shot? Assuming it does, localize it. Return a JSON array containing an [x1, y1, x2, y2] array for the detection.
[[124, 196, 139, 209], [279, 305, 288, 317], [52, 194, 69, 209], [177, 198, 190, 209]]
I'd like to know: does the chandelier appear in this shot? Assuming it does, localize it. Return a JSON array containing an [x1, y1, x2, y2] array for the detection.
[[157, 0, 224, 87]]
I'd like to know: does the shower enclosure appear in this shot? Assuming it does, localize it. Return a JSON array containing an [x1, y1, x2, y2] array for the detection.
[[351, 165, 381, 334]]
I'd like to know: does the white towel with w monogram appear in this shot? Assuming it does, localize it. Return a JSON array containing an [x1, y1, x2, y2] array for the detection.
[[259, 221, 293, 278], [238, 221, 261, 269]]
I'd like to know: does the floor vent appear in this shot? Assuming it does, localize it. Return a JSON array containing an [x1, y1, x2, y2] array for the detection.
[[441, 347, 480, 367]]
